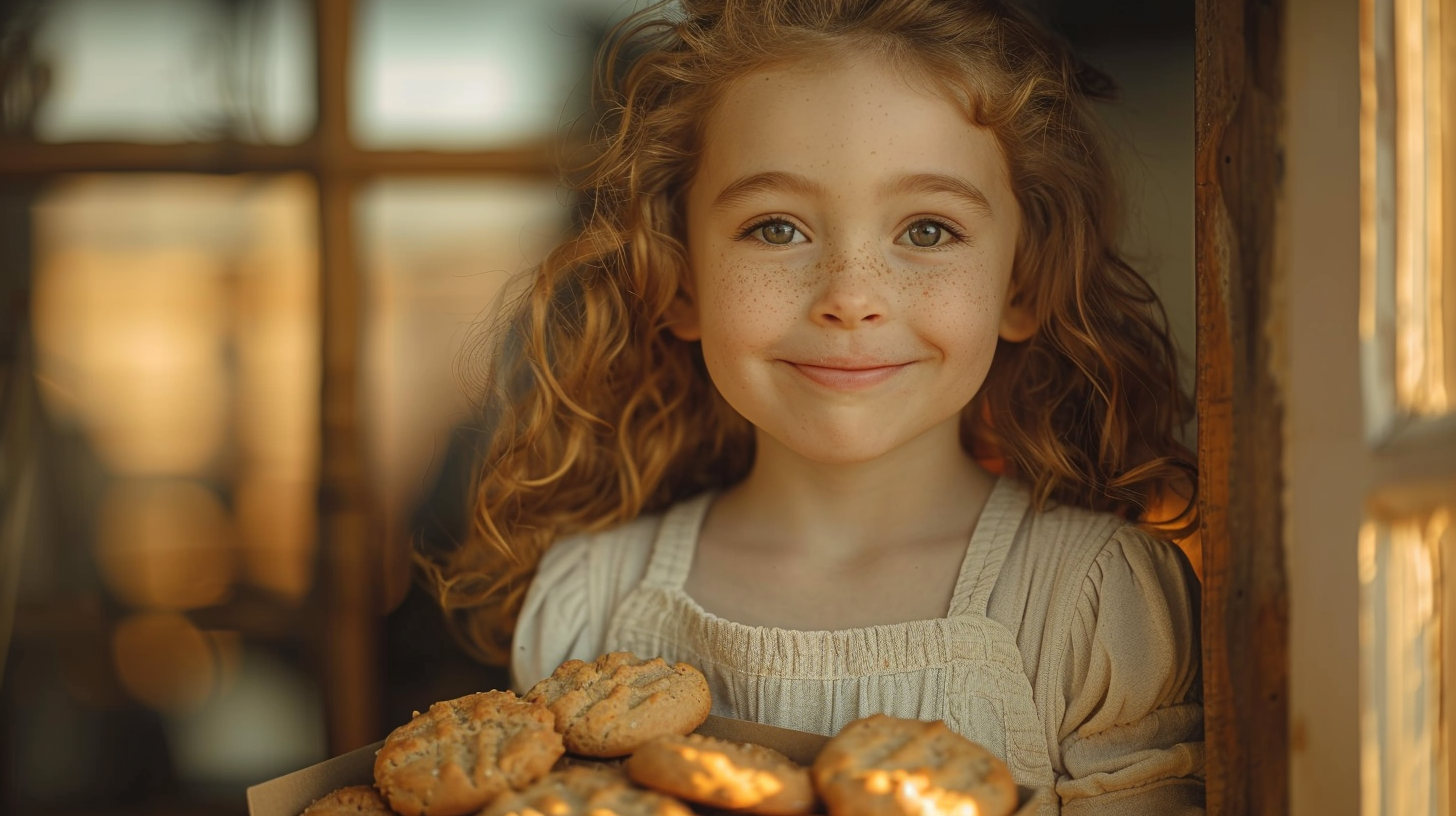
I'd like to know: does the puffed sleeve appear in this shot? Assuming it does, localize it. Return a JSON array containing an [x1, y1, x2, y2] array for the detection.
[[508, 517, 657, 694], [1055, 530, 1205, 815]]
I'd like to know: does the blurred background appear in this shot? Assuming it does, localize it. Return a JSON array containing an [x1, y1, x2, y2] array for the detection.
[[0, 1, 1192, 814]]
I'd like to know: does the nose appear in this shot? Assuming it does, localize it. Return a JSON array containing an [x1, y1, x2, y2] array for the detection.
[[809, 248, 889, 328]]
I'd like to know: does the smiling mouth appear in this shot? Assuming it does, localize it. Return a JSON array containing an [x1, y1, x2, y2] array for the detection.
[[787, 361, 909, 390]]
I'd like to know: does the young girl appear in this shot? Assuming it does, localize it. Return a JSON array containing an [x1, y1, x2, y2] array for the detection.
[[421, 0, 1203, 812]]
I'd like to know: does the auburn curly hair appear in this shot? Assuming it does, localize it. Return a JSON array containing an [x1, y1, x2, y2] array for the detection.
[[418, 0, 1197, 665]]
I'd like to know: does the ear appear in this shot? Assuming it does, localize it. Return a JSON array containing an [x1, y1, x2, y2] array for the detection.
[[665, 291, 701, 341], [998, 295, 1036, 343]]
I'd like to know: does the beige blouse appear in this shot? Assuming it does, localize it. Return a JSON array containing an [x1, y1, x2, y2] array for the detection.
[[511, 477, 1205, 815]]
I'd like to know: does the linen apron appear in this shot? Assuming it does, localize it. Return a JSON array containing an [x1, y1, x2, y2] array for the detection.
[[605, 491, 1057, 807]]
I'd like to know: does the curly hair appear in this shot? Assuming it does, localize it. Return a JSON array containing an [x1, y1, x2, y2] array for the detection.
[[418, 0, 1197, 665]]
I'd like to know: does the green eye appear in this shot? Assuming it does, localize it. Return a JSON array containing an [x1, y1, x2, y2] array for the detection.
[[759, 221, 798, 245], [906, 221, 944, 247]]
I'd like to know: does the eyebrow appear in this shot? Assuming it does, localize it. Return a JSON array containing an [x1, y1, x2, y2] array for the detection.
[[709, 170, 994, 217], [710, 171, 823, 211], [884, 173, 994, 217]]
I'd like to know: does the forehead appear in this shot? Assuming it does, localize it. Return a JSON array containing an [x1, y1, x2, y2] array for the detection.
[[693, 53, 1011, 205]]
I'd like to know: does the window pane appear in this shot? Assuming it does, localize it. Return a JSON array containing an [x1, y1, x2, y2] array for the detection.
[[13, 173, 325, 813], [356, 177, 568, 608], [1359, 495, 1454, 816], [24, 0, 314, 144], [352, 0, 627, 149], [1361, 0, 1456, 440]]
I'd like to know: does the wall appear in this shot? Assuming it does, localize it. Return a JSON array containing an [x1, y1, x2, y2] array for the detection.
[[1284, 0, 1363, 809]]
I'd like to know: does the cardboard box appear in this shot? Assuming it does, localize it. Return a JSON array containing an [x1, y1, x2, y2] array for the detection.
[[246, 715, 1043, 816]]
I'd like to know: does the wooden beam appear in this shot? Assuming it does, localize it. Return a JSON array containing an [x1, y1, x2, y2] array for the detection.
[[0, 141, 560, 178], [0, 141, 316, 175], [1195, 0, 1291, 813]]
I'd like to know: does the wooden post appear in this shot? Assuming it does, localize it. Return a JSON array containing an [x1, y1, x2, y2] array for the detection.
[[315, 0, 379, 754], [1195, 0, 1291, 813]]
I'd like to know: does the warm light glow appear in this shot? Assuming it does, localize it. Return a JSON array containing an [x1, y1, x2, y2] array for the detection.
[[235, 479, 315, 603], [31, 174, 321, 603], [112, 612, 225, 714], [235, 175, 321, 478], [32, 247, 229, 475], [95, 479, 235, 611]]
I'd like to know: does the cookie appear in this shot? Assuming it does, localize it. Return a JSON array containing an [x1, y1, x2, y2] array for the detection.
[[373, 690, 564, 816], [479, 766, 695, 816], [625, 733, 816, 816], [810, 715, 1018, 816], [300, 785, 397, 815], [524, 652, 711, 757]]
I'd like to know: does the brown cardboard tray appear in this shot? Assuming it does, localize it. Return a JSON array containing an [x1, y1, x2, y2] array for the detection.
[[246, 715, 1042, 816]]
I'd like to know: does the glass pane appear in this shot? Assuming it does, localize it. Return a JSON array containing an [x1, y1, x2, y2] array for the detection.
[[1361, 0, 1456, 441], [21, 0, 314, 144], [352, 0, 629, 149], [356, 176, 568, 611], [1359, 488, 1456, 816], [1441, 0, 1456, 409], [11, 173, 325, 813]]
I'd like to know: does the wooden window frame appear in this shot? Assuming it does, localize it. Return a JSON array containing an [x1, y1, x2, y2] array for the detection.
[[0, 0, 561, 754]]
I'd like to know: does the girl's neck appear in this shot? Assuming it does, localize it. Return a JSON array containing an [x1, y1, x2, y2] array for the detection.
[[711, 419, 997, 560]]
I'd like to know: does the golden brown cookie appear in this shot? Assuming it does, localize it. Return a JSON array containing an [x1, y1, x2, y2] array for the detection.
[[478, 766, 695, 816], [625, 733, 816, 816], [373, 690, 564, 816], [300, 785, 397, 815], [524, 652, 711, 757], [810, 715, 1018, 816]]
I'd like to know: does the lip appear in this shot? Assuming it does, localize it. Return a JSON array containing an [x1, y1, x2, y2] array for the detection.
[[786, 360, 910, 391]]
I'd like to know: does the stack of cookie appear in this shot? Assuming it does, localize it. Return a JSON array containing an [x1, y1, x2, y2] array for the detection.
[[296, 651, 1022, 816]]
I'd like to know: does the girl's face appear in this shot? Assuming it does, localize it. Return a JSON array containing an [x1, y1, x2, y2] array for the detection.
[[673, 53, 1032, 466]]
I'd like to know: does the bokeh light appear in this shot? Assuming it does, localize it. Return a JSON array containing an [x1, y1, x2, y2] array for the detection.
[[111, 612, 225, 714], [32, 245, 230, 476], [94, 479, 235, 611]]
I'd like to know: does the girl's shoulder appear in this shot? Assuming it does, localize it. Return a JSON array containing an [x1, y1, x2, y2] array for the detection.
[[991, 485, 1199, 624], [1009, 488, 1192, 580]]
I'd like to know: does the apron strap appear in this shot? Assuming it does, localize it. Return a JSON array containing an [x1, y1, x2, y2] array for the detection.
[[640, 491, 715, 588], [947, 478, 1027, 617]]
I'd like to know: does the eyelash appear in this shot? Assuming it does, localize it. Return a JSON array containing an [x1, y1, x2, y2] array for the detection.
[[732, 216, 968, 247], [902, 218, 967, 248], [734, 216, 802, 244]]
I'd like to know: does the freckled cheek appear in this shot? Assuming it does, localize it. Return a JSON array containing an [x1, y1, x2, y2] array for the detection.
[[693, 265, 786, 350], [908, 262, 1005, 339]]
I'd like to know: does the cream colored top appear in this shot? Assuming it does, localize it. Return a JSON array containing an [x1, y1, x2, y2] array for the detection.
[[511, 477, 1204, 815]]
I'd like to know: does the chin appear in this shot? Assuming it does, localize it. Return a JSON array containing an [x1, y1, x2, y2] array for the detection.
[[768, 432, 903, 467]]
